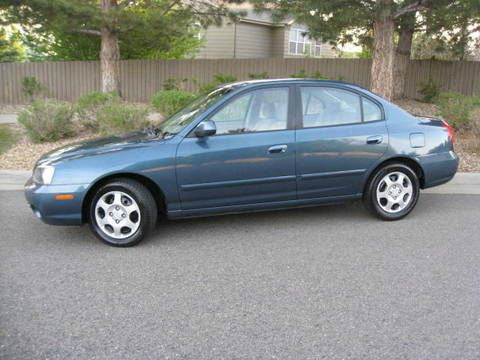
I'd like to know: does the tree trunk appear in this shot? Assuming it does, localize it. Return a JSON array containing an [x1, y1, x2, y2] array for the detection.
[[394, 16, 414, 99], [100, 0, 120, 94], [371, 0, 395, 100]]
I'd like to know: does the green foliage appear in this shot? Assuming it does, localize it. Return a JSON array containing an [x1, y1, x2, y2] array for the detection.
[[419, 76, 440, 103], [1, 0, 243, 62], [436, 92, 476, 131], [290, 69, 308, 78], [151, 90, 195, 116], [357, 46, 372, 59], [18, 99, 76, 143], [0, 125, 16, 154], [97, 103, 149, 135], [311, 71, 329, 80], [21, 77, 48, 101], [248, 72, 269, 79], [0, 27, 25, 62], [76, 91, 119, 131], [163, 78, 188, 91], [213, 73, 237, 84], [198, 73, 238, 94]]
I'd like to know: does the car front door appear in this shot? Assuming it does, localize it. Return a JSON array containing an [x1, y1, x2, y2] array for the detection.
[[176, 86, 297, 211], [295, 85, 388, 199]]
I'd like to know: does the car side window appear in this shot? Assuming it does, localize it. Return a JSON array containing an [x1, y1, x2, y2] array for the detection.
[[210, 87, 289, 135], [300, 87, 362, 128], [362, 97, 382, 122]]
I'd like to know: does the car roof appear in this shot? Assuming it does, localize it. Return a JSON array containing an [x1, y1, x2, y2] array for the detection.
[[222, 78, 367, 91]]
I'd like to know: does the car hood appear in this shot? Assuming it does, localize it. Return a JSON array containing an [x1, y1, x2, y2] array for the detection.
[[36, 130, 162, 166]]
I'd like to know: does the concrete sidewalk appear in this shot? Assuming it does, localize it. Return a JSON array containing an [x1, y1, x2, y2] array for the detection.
[[0, 114, 17, 124], [1, 169, 479, 194]]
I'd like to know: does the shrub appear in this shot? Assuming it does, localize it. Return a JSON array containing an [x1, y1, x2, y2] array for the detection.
[[151, 89, 195, 116], [311, 71, 330, 80], [21, 77, 48, 101], [18, 100, 76, 143], [419, 76, 440, 103], [76, 91, 119, 131], [436, 92, 474, 131], [163, 78, 188, 91], [198, 82, 218, 94], [213, 73, 237, 84], [248, 72, 269, 79], [197, 73, 238, 94], [97, 103, 149, 135], [291, 69, 308, 78], [0, 125, 16, 154]]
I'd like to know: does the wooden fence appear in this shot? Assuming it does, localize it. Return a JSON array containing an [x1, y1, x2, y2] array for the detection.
[[0, 58, 479, 104]]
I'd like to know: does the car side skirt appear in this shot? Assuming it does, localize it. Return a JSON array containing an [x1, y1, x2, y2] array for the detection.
[[167, 193, 363, 219]]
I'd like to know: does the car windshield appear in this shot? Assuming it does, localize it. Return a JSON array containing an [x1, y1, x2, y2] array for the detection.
[[156, 87, 235, 138]]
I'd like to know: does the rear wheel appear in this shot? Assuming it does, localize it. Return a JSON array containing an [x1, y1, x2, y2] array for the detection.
[[89, 179, 157, 247], [364, 163, 420, 220]]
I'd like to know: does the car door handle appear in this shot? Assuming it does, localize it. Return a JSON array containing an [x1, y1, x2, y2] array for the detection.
[[366, 135, 383, 145], [268, 145, 288, 154]]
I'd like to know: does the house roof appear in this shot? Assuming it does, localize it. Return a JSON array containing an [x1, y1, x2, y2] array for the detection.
[[239, 9, 293, 26], [224, 2, 293, 27]]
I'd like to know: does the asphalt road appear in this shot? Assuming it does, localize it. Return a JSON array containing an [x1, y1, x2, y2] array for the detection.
[[1, 190, 480, 360]]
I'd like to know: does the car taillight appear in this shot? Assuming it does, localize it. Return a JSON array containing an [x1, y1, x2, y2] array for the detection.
[[440, 119, 455, 147]]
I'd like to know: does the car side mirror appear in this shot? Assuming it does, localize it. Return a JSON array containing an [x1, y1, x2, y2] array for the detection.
[[194, 120, 217, 137]]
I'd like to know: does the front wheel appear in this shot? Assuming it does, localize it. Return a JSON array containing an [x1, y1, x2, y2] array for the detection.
[[364, 163, 420, 220], [89, 179, 157, 247]]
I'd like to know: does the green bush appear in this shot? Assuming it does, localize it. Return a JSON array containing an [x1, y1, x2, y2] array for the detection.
[[18, 99, 76, 143], [248, 72, 269, 79], [213, 73, 237, 84], [97, 102, 149, 135], [76, 91, 119, 131], [419, 76, 440, 103], [21, 77, 48, 101], [197, 73, 238, 94], [0, 125, 16, 154], [163, 78, 188, 91], [291, 69, 308, 78], [151, 89, 195, 116], [436, 92, 474, 131]]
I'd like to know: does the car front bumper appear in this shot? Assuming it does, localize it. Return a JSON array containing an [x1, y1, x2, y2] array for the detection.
[[24, 177, 89, 225]]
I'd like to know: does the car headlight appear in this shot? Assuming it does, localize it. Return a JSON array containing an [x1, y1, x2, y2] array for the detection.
[[33, 165, 55, 184]]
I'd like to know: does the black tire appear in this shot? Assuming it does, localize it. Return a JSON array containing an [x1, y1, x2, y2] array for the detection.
[[88, 178, 157, 247], [363, 163, 420, 221]]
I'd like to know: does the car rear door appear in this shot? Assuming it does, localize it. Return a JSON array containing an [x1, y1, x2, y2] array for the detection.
[[295, 85, 388, 199], [176, 85, 297, 210]]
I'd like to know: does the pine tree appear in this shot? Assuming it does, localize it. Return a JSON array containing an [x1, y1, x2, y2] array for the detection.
[[1, 0, 242, 93]]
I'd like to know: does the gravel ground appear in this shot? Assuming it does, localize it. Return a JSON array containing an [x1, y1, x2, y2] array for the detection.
[[0, 128, 97, 170], [0, 100, 479, 171]]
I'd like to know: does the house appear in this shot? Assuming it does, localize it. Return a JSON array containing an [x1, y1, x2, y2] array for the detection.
[[196, 4, 338, 59]]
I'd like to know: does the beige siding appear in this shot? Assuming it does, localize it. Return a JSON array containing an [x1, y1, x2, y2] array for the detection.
[[272, 27, 286, 58], [235, 22, 273, 58], [319, 43, 338, 58], [196, 22, 235, 59]]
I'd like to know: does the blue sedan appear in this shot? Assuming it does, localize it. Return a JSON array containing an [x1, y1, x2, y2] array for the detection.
[[25, 79, 458, 246]]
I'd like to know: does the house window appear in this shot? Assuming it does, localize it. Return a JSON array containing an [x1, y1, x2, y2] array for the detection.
[[289, 28, 308, 55], [289, 27, 322, 57]]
